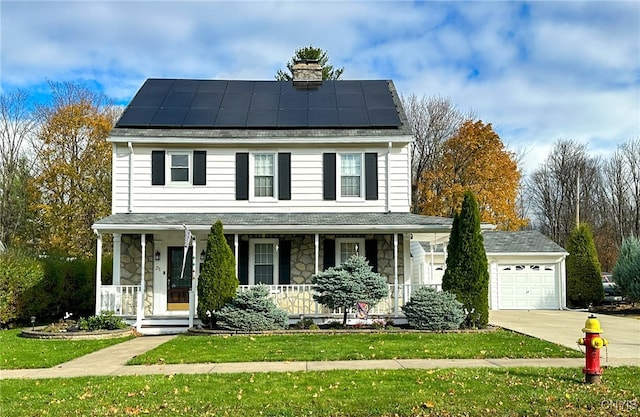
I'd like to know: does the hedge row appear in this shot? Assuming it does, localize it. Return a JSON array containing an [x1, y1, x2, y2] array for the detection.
[[0, 249, 112, 328]]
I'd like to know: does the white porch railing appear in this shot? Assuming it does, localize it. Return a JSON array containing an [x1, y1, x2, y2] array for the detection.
[[98, 285, 142, 330], [99, 283, 442, 323], [237, 283, 441, 317]]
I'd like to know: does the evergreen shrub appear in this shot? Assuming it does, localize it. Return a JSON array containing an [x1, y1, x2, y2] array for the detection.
[[612, 236, 640, 304], [566, 223, 603, 308], [312, 255, 388, 325], [198, 220, 239, 326], [402, 286, 465, 331], [214, 285, 288, 331]]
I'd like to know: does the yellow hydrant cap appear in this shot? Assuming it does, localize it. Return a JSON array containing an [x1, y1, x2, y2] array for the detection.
[[582, 315, 603, 334]]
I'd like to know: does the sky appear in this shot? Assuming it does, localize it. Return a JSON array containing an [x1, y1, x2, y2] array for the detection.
[[1, 0, 639, 174]]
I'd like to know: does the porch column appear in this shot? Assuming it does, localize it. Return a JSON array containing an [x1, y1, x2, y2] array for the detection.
[[393, 233, 399, 316], [94, 232, 102, 315], [234, 234, 239, 278], [140, 234, 146, 295], [113, 233, 122, 285], [314, 234, 319, 275], [189, 236, 197, 328]]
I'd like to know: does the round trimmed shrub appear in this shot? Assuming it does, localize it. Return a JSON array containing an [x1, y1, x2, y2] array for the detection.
[[402, 286, 465, 331], [214, 285, 288, 331]]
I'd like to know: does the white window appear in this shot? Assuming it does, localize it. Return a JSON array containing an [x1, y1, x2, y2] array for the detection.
[[339, 153, 362, 198], [169, 152, 190, 183], [335, 238, 364, 265], [249, 239, 279, 285], [251, 153, 276, 198]]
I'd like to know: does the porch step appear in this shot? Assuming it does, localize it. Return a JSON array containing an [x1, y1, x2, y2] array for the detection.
[[139, 325, 188, 335]]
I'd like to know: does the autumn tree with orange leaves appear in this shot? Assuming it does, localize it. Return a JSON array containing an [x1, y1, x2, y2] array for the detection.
[[31, 82, 119, 257], [416, 120, 527, 231]]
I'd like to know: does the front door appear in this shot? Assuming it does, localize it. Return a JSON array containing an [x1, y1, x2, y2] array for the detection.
[[167, 246, 193, 311]]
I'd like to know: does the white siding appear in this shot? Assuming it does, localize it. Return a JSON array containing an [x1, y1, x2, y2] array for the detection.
[[112, 142, 411, 214]]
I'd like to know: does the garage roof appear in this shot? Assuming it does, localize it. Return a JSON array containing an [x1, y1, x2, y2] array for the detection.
[[482, 230, 567, 254]]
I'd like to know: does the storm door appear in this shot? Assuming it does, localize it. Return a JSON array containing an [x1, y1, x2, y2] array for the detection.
[[167, 246, 193, 311]]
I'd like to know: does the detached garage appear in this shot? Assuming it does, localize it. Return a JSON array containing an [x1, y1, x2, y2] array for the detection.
[[484, 231, 568, 310], [410, 230, 568, 310]]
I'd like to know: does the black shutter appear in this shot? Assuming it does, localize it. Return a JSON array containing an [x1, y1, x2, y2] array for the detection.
[[323, 239, 335, 270], [323, 153, 336, 200], [278, 153, 291, 200], [238, 240, 249, 285], [151, 150, 165, 185], [193, 150, 206, 185], [365, 152, 378, 200], [236, 152, 249, 200], [278, 239, 291, 285], [365, 239, 378, 272]]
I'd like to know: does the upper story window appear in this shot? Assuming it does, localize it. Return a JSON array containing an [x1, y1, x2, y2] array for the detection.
[[236, 152, 290, 201], [323, 152, 378, 201], [340, 153, 362, 198], [151, 150, 207, 186], [253, 153, 275, 198], [170, 153, 190, 183]]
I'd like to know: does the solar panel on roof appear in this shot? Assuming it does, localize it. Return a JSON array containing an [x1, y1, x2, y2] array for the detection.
[[215, 107, 248, 126], [278, 108, 307, 127], [198, 80, 228, 93], [170, 79, 201, 92], [150, 108, 188, 126], [161, 91, 195, 107], [367, 108, 401, 126], [279, 93, 307, 109], [115, 78, 402, 129], [309, 94, 337, 108], [338, 108, 370, 127], [183, 108, 218, 126], [116, 107, 157, 126], [309, 108, 339, 126], [225, 81, 254, 93], [250, 94, 280, 109], [191, 92, 223, 108], [246, 109, 278, 126], [336, 93, 365, 108], [335, 81, 363, 94], [364, 93, 395, 108], [220, 93, 251, 109]]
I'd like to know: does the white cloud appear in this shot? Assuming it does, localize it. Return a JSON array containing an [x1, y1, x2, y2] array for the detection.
[[1, 0, 638, 177]]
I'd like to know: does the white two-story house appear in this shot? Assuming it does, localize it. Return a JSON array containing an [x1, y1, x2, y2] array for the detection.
[[92, 61, 455, 332]]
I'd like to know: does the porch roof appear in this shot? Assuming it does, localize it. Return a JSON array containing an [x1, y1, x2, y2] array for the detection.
[[92, 212, 453, 234]]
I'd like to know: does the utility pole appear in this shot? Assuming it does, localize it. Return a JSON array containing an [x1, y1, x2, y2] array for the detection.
[[576, 172, 580, 227]]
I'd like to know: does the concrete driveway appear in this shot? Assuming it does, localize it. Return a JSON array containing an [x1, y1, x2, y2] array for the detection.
[[490, 310, 640, 365]]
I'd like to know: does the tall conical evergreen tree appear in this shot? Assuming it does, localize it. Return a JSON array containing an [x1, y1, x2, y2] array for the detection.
[[442, 191, 489, 328], [197, 220, 238, 326], [566, 223, 603, 308]]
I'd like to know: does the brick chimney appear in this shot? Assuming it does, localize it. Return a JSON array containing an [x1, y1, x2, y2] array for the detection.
[[292, 59, 322, 87]]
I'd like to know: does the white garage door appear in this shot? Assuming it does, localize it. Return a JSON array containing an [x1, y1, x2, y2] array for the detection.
[[498, 264, 559, 309]]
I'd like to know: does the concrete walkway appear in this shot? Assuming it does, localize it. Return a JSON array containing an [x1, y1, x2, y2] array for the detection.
[[1, 311, 638, 380]]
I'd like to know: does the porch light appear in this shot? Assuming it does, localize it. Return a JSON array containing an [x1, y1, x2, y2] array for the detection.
[[200, 250, 205, 261], [155, 250, 161, 261]]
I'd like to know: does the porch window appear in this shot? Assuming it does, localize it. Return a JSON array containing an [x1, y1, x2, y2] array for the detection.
[[169, 153, 189, 183], [253, 153, 275, 197], [249, 239, 279, 285], [336, 238, 364, 265], [340, 153, 362, 197]]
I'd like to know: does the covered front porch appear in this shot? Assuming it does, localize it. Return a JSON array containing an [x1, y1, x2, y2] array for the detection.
[[92, 212, 452, 333]]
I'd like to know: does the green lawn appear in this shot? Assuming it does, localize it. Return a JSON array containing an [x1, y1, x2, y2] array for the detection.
[[0, 329, 134, 369], [1, 367, 638, 416], [128, 330, 582, 365]]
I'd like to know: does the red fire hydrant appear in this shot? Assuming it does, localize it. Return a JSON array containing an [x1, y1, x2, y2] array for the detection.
[[577, 314, 608, 384]]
